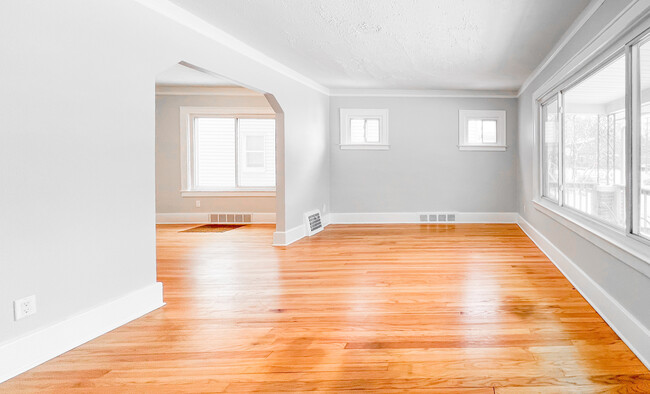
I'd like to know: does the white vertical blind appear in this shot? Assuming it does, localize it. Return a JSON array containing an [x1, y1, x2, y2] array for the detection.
[[194, 117, 236, 189], [237, 118, 276, 187]]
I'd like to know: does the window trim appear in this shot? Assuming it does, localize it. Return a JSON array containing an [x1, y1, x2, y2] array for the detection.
[[339, 108, 389, 150], [179, 106, 276, 197], [458, 110, 507, 151], [531, 12, 650, 273]]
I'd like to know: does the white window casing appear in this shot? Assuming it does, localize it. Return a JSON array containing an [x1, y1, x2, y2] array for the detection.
[[458, 110, 507, 151], [179, 106, 276, 197], [340, 108, 389, 150]]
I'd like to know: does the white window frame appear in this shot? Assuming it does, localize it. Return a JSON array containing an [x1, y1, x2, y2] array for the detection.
[[458, 110, 507, 151], [531, 10, 650, 277], [179, 106, 276, 197], [339, 108, 389, 150]]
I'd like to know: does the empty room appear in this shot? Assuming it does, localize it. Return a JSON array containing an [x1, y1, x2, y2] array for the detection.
[[1, 0, 650, 392]]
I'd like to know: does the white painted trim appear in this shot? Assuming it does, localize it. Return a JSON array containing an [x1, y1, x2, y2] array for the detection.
[[180, 106, 275, 116], [517, 216, 650, 370], [0, 282, 164, 384], [181, 190, 275, 197], [330, 88, 518, 98], [329, 212, 518, 224], [530, 0, 648, 101], [339, 108, 389, 147], [517, 0, 607, 96], [155, 85, 264, 96], [156, 212, 276, 224], [273, 213, 332, 246], [458, 110, 507, 151], [273, 223, 306, 246], [533, 200, 650, 278], [339, 144, 390, 150], [458, 145, 507, 152], [135, 0, 329, 95]]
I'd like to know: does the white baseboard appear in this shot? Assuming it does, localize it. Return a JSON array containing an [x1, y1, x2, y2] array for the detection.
[[156, 212, 276, 224], [273, 213, 332, 246], [518, 216, 650, 370], [329, 211, 518, 224], [0, 282, 164, 384]]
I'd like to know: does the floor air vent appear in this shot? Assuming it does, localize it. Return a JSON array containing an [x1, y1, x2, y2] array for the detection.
[[304, 210, 324, 236], [419, 213, 457, 223], [209, 213, 253, 224]]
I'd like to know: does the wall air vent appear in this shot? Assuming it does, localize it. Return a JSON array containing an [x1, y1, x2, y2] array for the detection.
[[418, 213, 457, 223], [209, 213, 253, 224], [304, 209, 324, 236]]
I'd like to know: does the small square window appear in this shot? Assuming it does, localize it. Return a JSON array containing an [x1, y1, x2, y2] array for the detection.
[[340, 109, 389, 150], [459, 110, 506, 151]]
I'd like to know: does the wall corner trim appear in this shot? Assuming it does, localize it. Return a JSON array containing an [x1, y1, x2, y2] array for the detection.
[[517, 216, 650, 370], [517, 0, 607, 96], [0, 282, 164, 384], [134, 0, 329, 95]]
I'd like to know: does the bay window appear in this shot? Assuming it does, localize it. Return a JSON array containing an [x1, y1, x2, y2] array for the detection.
[[537, 26, 650, 244]]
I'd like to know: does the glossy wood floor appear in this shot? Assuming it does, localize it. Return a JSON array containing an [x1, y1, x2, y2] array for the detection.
[[2, 224, 649, 393]]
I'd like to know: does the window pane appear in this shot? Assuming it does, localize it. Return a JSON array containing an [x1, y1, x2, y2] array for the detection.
[[542, 98, 560, 201], [563, 55, 626, 227], [246, 134, 265, 152], [482, 120, 497, 143], [194, 117, 236, 189], [638, 40, 650, 237], [350, 119, 366, 144], [365, 118, 380, 143], [238, 119, 275, 187], [467, 119, 482, 144]]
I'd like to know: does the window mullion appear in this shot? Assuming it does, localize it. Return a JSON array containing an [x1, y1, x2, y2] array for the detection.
[[627, 43, 641, 234], [235, 118, 240, 189], [558, 92, 565, 207]]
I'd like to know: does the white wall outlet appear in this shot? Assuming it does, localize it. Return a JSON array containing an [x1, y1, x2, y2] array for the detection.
[[14, 295, 37, 321], [195, 200, 201, 208]]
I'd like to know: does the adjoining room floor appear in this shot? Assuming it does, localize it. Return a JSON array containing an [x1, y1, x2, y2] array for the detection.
[[3, 224, 648, 392]]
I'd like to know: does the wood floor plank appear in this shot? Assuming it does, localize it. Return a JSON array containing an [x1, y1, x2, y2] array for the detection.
[[1, 223, 647, 392]]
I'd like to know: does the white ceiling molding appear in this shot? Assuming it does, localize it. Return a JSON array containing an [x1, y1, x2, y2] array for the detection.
[[330, 89, 518, 99], [155, 85, 265, 96], [517, 0, 607, 97], [134, 0, 330, 95]]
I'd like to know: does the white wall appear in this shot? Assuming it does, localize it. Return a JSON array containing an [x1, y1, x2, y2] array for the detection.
[[155, 92, 276, 215], [0, 0, 329, 349], [330, 96, 518, 214], [517, 0, 650, 363]]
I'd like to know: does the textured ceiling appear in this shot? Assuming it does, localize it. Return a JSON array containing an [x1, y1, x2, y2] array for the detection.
[[169, 0, 591, 91]]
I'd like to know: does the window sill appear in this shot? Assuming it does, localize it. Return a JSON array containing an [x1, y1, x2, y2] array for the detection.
[[339, 144, 390, 150], [181, 190, 275, 197], [532, 198, 650, 278], [458, 145, 507, 151]]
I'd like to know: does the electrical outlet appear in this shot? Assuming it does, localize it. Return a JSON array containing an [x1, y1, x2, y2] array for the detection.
[[195, 200, 201, 208], [14, 295, 36, 321]]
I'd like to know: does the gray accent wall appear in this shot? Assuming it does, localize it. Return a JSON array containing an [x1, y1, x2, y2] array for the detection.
[[330, 96, 518, 213], [155, 93, 276, 214], [517, 0, 650, 339]]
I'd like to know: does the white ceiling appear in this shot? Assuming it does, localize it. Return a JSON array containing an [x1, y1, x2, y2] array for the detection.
[[169, 0, 592, 91], [155, 63, 237, 86]]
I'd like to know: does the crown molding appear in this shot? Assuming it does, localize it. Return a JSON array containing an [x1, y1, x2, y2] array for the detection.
[[134, 0, 330, 96], [155, 85, 265, 96], [330, 88, 518, 98], [517, 0, 607, 97]]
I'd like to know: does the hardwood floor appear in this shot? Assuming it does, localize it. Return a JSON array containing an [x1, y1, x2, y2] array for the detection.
[[2, 223, 648, 392]]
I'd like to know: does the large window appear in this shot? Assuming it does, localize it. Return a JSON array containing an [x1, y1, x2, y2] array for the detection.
[[538, 27, 650, 243], [182, 110, 275, 193]]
